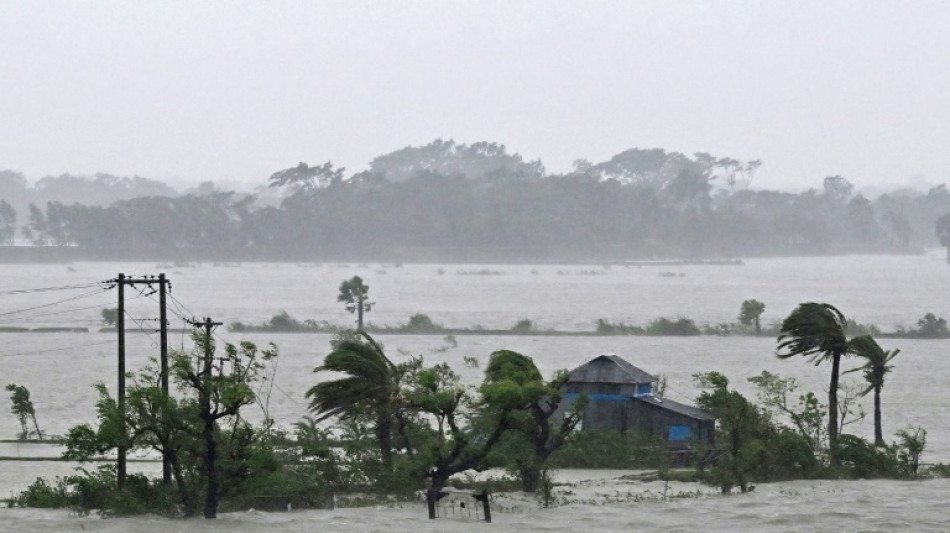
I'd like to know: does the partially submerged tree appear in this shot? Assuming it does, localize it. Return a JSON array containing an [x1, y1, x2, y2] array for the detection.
[[480, 350, 585, 492], [405, 361, 513, 517], [175, 334, 277, 519], [338, 276, 373, 330], [913, 313, 948, 338], [747, 371, 823, 453], [307, 332, 414, 471], [694, 372, 768, 493], [6, 384, 41, 440], [63, 333, 278, 518], [845, 336, 899, 447], [896, 426, 926, 476], [777, 302, 850, 465], [100, 307, 118, 326], [738, 299, 766, 335]]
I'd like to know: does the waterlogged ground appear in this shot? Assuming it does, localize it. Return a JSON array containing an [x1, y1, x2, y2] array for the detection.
[[2, 473, 949, 532], [3, 255, 950, 530]]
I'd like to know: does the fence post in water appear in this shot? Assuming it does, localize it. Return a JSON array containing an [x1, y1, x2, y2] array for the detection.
[[474, 489, 491, 523], [426, 489, 437, 519], [426, 489, 448, 519]]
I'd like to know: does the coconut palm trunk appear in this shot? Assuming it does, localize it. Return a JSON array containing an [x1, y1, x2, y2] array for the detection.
[[776, 302, 850, 467], [828, 351, 841, 458], [873, 383, 884, 446]]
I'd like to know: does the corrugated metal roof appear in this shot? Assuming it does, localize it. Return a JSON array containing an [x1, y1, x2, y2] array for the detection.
[[567, 354, 657, 384], [634, 395, 716, 421]]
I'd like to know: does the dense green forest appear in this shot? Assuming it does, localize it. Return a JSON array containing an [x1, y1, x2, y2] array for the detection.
[[2, 140, 948, 261]]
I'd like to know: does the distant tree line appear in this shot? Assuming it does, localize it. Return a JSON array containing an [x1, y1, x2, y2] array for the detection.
[[3, 140, 950, 261]]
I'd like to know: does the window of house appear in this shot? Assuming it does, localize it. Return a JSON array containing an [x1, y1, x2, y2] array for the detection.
[[668, 425, 691, 441]]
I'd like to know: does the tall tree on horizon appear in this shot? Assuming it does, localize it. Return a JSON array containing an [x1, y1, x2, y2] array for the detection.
[[338, 275, 373, 330]]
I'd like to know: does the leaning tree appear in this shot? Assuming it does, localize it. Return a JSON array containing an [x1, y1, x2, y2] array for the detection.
[[776, 302, 850, 465], [845, 335, 899, 447], [306, 332, 410, 471]]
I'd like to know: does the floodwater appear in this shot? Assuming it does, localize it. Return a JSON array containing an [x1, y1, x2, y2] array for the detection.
[[1, 476, 949, 532], [1, 253, 950, 531]]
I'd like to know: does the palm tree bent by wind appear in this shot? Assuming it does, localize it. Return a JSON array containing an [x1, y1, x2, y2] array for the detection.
[[306, 332, 405, 470], [845, 335, 899, 447], [776, 302, 849, 465]]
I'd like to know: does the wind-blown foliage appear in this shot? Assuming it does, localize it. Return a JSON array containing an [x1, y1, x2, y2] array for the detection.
[[6, 383, 41, 440], [845, 335, 899, 447], [481, 350, 584, 491], [61, 334, 278, 518], [739, 299, 766, 335], [307, 332, 411, 471], [776, 303, 850, 464], [695, 372, 818, 493]]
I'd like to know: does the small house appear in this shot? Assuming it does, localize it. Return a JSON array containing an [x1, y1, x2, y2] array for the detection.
[[559, 354, 714, 449]]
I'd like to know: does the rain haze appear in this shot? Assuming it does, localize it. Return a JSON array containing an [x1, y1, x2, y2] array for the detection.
[[6, 3, 950, 531], [1, 0, 949, 192]]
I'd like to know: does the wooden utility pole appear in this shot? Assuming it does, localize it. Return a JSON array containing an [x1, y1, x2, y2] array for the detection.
[[158, 273, 170, 485], [116, 273, 126, 489], [188, 316, 223, 519], [110, 273, 171, 490]]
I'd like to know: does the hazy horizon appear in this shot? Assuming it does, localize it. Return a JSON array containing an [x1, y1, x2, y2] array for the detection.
[[2, 1, 949, 193]]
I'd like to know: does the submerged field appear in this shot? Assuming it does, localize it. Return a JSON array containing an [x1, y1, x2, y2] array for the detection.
[[2, 472, 949, 532], [1, 254, 949, 529]]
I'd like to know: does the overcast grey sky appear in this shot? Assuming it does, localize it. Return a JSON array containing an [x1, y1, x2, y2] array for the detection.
[[1, 1, 948, 192]]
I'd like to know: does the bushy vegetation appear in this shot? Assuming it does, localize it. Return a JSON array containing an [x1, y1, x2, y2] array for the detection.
[[230, 310, 330, 332], [402, 313, 443, 332], [693, 370, 930, 493], [594, 317, 701, 336], [894, 313, 950, 338]]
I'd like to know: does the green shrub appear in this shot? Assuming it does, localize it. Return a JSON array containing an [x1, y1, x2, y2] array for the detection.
[[404, 313, 442, 332], [548, 431, 668, 469], [13, 477, 71, 508], [835, 434, 899, 479], [646, 317, 701, 336], [595, 319, 645, 335]]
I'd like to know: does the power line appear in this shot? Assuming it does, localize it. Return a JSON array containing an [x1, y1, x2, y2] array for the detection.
[[0, 299, 115, 324], [0, 290, 149, 324], [271, 381, 301, 406], [160, 292, 237, 346], [0, 282, 103, 296], [123, 310, 161, 346], [0, 287, 108, 319], [0, 332, 152, 358]]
